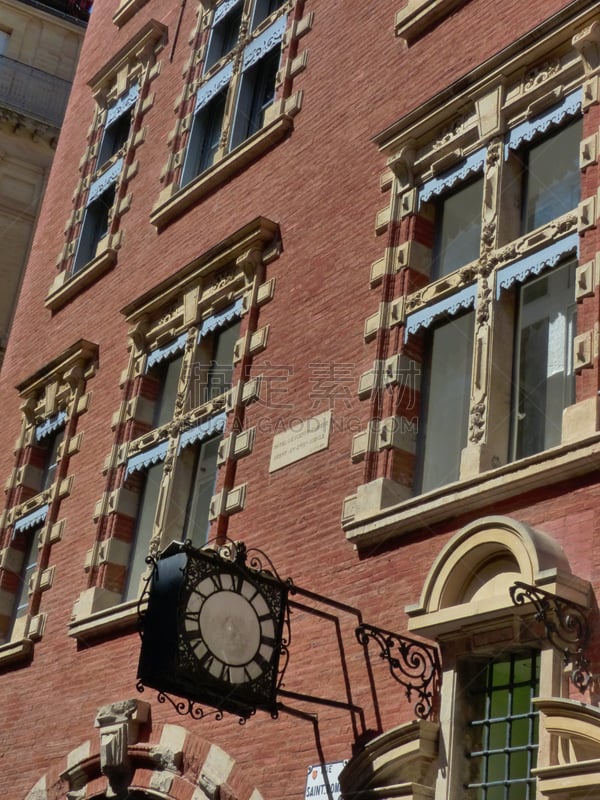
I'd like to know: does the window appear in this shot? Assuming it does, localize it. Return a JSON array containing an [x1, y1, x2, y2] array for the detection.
[[0, 341, 96, 659], [432, 176, 483, 278], [521, 118, 582, 234], [70, 218, 278, 634], [47, 21, 166, 310], [465, 652, 539, 800], [417, 310, 474, 492], [181, 0, 287, 185], [0, 29, 11, 56], [121, 313, 241, 599], [510, 260, 576, 461]]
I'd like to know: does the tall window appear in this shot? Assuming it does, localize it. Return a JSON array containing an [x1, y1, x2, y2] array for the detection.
[[123, 314, 241, 599], [181, 0, 286, 185], [72, 83, 139, 274], [433, 176, 483, 279], [521, 118, 582, 234], [417, 310, 474, 493], [465, 652, 540, 800], [510, 260, 576, 460]]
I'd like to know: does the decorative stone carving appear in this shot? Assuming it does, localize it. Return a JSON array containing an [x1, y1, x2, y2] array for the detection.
[[523, 59, 561, 91], [94, 699, 150, 799]]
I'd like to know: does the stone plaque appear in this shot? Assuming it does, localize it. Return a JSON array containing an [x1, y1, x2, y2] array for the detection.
[[269, 410, 332, 472]]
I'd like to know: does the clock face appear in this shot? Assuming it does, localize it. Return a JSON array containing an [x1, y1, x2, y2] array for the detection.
[[182, 569, 278, 685]]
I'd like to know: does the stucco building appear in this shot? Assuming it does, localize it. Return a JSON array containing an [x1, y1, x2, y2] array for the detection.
[[1, 1, 600, 799], [0, 0, 88, 365]]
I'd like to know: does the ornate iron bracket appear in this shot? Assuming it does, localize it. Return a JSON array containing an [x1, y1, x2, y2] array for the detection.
[[509, 581, 592, 693], [356, 623, 441, 720]]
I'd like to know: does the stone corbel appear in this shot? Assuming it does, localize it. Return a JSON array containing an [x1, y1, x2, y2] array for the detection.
[[95, 699, 150, 798], [573, 20, 600, 76]]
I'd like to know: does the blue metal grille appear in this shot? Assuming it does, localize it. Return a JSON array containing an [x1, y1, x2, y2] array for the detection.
[[466, 652, 539, 800]]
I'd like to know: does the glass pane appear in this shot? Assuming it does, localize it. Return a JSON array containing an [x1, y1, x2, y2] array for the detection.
[[204, 3, 243, 71], [182, 90, 227, 183], [492, 660, 511, 687], [14, 528, 41, 619], [512, 261, 576, 460], [433, 177, 483, 278], [124, 461, 163, 601], [510, 718, 529, 748], [97, 110, 131, 167], [231, 47, 280, 149], [418, 311, 474, 492], [72, 185, 115, 273], [512, 684, 531, 715], [182, 436, 221, 546], [508, 784, 529, 800], [489, 722, 507, 750], [523, 118, 582, 232], [42, 428, 64, 490], [486, 785, 505, 800], [490, 688, 509, 718], [153, 354, 183, 427], [206, 320, 241, 400], [509, 750, 528, 781]]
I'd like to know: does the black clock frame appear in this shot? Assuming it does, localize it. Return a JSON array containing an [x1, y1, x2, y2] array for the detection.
[[137, 540, 290, 720]]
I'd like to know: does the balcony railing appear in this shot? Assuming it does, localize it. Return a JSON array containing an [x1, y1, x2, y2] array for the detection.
[[0, 55, 72, 127]]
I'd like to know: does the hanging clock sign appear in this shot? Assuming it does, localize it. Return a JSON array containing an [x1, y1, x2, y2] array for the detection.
[[137, 540, 289, 719]]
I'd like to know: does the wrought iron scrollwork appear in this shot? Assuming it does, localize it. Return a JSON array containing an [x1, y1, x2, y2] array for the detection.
[[509, 581, 592, 692], [356, 623, 441, 719]]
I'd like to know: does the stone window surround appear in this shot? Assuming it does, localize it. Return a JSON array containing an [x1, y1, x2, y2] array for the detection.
[[342, 7, 600, 549], [68, 216, 280, 641], [0, 339, 97, 666], [339, 515, 595, 800], [45, 20, 167, 312], [149, 0, 312, 230]]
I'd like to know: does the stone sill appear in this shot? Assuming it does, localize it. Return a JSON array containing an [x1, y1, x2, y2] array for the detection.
[[344, 434, 600, 548], [68, 597, 142, 641], [0, 637, 33, 668], [150, 114, 294, 230], [45, 249, 117, 312], [395, 0, 466, 44]]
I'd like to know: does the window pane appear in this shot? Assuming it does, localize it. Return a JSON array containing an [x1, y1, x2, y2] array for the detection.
[[433, 177, 483, 278], [14, 528, 41, 620], [418, 310, 474, 492], [181, 436, 221, 546], [124, 461, 163, 601], [522, 118, 582, 232], [97, 110, 132, 167], [182, 90, 227, 184], [72, 185, 115, 273], [230, 47, 280, 149], [204, 3, 243, 72], [153, 354, 183, 428], [41, 428, 64, 490], [511, 260, 576, 460], [206, 320, 241, 400], [251, 0, 285, 29]]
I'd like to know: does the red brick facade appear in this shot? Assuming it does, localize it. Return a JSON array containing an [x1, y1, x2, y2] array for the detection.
[[1, 1, 600, 799]]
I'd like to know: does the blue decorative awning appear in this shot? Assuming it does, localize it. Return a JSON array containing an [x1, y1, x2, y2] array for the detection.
[[404, 283, 477, 340], [35, 411, 67, 442], [242, 14, 287, 72], [125, 440, 169, 477], [213, 0, 241, 24], [146, 333, 188, 371], [495, 232, 579, 297], [179, 412, 226, 451], [195, 62, 233, 112], [199, 298, 243, 339], [13, 504, 48, 535], [504, 89, 582, 159], [88, 157, 123, 204], [105, 83, 140, 127], [418, 147, 486, 205]]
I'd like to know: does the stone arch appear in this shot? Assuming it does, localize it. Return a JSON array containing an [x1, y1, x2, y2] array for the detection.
[[25, 711, 265, 800], [407, 515, 590, 640]]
